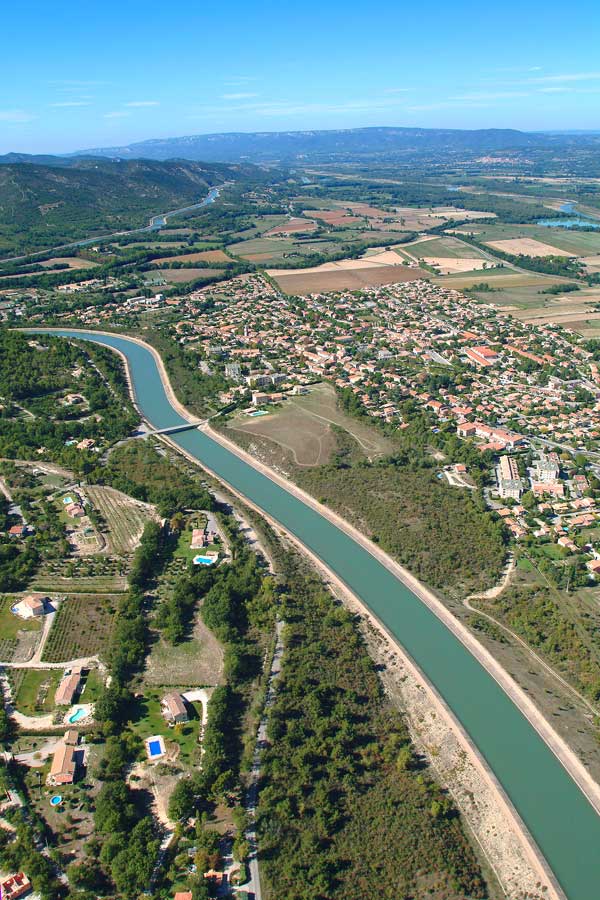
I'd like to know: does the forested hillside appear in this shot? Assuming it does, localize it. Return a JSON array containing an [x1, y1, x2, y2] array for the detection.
[[0, 157, 270, 256]]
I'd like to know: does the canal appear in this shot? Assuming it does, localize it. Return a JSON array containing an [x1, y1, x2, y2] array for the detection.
[[47, 330, 600, 899]]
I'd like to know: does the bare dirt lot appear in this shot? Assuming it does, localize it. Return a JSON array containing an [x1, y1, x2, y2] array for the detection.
[[486, 237, 574, 257]]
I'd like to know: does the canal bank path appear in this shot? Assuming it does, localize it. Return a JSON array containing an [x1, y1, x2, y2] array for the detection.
[[31, 326, 600, 900]]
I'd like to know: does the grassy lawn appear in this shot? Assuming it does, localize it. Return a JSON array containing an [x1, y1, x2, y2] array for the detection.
[[0, 596, 43, 640], [130, 691, 202, 767], [539, 543, 568, 560], [173, 526, 205, 563], [15, 669, 62, 716], [79, 667, 104, 702]]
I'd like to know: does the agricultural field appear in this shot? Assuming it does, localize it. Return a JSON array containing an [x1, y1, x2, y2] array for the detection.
[[457, 222, 600, 257], [155, 267, 221, 284], [432, 270, 559, 293], [42, 595, 117, 662], [486, 237, 574, 258], [406, 235, 490, 259], [85, 484, 157, 555], [151, 249, 232, 265], [264, 217, 317, 235], [30, 569, 129, 594], [267, 258, 426, 293]]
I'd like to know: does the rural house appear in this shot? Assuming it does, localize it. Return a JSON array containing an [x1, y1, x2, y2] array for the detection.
[[161, 692, 189, 725], [54, 668, 82, 706], [12, 594, 48, 619]]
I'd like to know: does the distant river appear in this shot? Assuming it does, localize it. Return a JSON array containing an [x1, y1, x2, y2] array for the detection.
[[538, 202, 600, 229], [32, 328, 600, 900]]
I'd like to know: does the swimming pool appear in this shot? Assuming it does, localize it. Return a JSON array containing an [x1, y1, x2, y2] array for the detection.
[[50, 795, 62, 806], [68, 707, 87, 724], [63, 496, 74, 504], [146, 735, 166, 759], [248, 410, 269, 417], [193, 554, 217, 565]]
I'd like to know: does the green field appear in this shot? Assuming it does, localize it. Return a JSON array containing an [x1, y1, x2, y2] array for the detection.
[[0, 596, 43, 640], [408, 235, 489, 259], [14, 669, 62, 716], [454, 222, 600, 256], [467, 283, 577, 309]]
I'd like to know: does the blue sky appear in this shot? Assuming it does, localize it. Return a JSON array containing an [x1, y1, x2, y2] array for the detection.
[[2, 0, 600, 153]]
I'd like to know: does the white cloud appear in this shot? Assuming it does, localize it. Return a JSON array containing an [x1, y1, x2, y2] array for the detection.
[[50, 101, 91, 108], [449, 91, 530, 101], [222, 92, 259, 100], [104, 111, 130, 119], [531, 71, 600, 83], [124, 100, 160, 108], [0, 109, 35, 123]]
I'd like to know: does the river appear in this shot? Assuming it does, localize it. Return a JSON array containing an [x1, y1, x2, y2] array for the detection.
[[42, 330, 600, 899], [538, 201, 600, 229], [2, 186, 221, 263]]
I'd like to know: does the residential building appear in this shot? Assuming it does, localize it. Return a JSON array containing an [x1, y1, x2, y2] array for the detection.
[[11, 594, 47, 619], [497, 456, 523, 500], [1, 873, 31, 900], [161, 692, 188, 724], [55, 669, 82, 706]]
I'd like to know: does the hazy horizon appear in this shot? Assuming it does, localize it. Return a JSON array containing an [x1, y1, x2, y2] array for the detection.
[[2, 0, 600, 155]]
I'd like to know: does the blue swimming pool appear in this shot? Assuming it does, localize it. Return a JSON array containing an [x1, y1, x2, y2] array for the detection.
[[50, 795, 62, 806], [193, 554, 216, 565], [68, 707, 87, 724], [148, 739, 162, 757]]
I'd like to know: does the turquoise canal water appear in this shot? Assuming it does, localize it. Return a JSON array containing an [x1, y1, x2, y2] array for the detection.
[[45, 330, 600, 899]]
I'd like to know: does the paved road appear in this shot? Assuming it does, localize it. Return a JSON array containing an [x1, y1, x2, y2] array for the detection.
[[243, 621, 285, 900]]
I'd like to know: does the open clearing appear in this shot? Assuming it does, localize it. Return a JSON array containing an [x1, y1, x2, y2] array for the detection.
[[225, 381, 393, 469], [144, 611, 224, 687], [151, 249, 231, 265], [486, 237, 574, 257], [85, 485, 157, 555], [39, 257, 98, 269]]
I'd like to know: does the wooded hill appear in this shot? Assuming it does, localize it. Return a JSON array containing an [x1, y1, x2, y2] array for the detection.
[[0, 157, 275, 257]]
